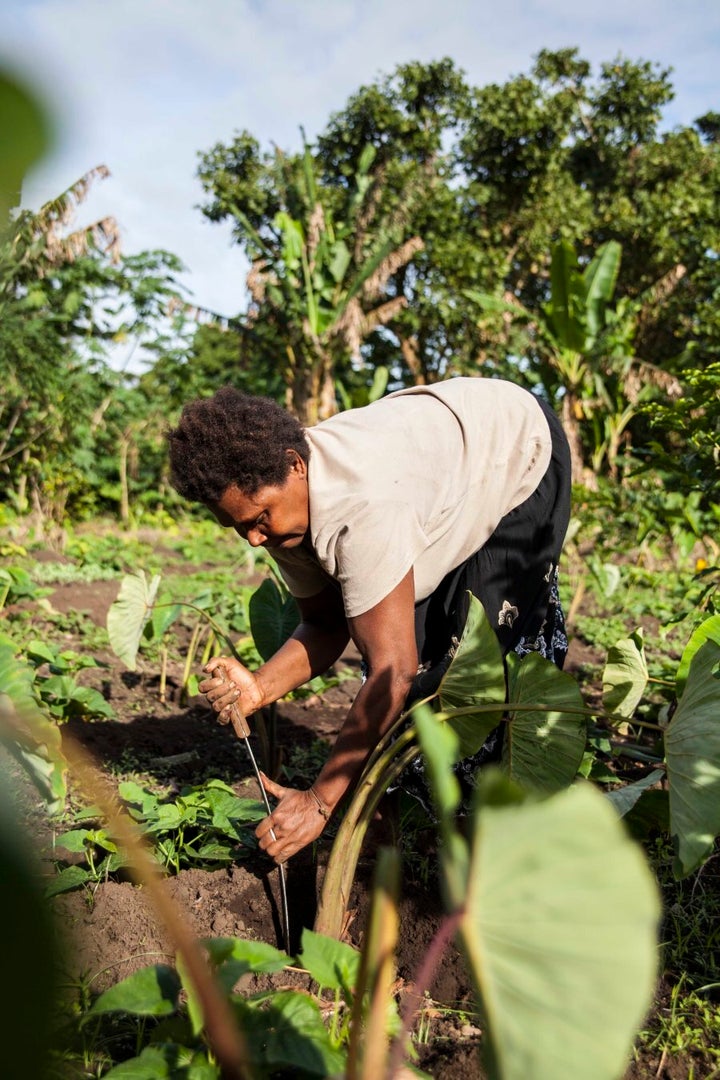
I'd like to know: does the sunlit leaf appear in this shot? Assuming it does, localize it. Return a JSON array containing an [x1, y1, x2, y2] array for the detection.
[[103, 1043, 218, 1079], [675, 614, 720, 697], [438, 595, 505, 756], [602, 630, 648, 718], [461, 777, 659, 1080], [107, 571, 161, 670], [0, 636, 67, 811], [504, 652, 586, 793], [665, 640, 720, 877], [298, 927, 360, 996], [89, 965, 181, 1018]]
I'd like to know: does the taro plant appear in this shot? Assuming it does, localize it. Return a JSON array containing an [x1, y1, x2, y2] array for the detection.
[[0, 632, 68, 812], [107, 568, 300, 777], [315, 596, 720, 940], [402, 733, 660, 1080]]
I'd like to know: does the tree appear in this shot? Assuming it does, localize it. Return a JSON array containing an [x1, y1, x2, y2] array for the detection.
[[198, 137, 425, 424], [196, 51, 719, 473], [0, 167, 186, 521]]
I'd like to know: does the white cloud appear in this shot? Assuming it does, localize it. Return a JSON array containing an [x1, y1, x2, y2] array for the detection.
[[2, 0, 718, 343]]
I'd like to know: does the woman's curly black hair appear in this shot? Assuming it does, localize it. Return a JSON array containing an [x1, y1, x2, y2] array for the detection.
[[167, 387, 310, 503]]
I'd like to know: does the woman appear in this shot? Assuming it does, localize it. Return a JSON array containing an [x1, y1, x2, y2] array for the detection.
[[167, 377, 571, 864]]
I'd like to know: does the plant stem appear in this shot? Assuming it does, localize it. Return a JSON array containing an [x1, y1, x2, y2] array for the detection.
[[315, 730, 418, 939], [387, 908, 464, 1077]]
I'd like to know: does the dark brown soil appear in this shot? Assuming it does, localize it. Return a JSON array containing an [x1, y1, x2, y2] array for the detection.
[[7, 572, 716, 1078]]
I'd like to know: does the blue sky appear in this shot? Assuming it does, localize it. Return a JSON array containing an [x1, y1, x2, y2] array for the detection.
[[2, 0, 719, 329]]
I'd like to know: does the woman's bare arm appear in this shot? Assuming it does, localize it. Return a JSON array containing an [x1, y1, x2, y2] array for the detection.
[[255, 569, 418, 862]]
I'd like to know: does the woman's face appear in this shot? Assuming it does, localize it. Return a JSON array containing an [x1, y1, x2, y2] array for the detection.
[[208, 450, 310, 549]]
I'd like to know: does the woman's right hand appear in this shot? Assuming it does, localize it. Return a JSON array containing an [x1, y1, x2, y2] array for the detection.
[[199, 656, 265, 724]]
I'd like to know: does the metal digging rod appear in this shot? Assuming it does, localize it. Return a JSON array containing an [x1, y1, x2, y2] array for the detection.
[[215, 665, 291, 954]]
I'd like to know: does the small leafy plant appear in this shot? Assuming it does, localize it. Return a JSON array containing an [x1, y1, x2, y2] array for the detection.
[[50, 779, 266, 892]]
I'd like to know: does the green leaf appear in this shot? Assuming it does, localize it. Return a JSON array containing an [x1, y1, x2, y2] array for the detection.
[[203, 936, 290, 995], [89, 964, 181, 1018], [504, 652, 587, 793], [232, 990, 346, 1075], [438, 595, 506, 756], [119, 780, 159, 817], [464, 289, 523, 317], [107, 571, 161, 671], [298, 928, 360, 995], [676, 614, 720, 697], [45, 864, 91, 897], [546, 240, 586, 351], [413, 703, 462, 817], [583, 241, 621, 338], [103, 1044, 218, 1079], [602, 630, 648, 718], [461, 778, 660, 1080], [0, 636, 67, 811], [606, 770, 666, 817], [55, 828, 92, 853], [25, 640, 58, 667], [415, 703, 470, 908], [665, 640, 720, 876], [0, 71, 52, 224], [248, 578, 300, 662], [327, 239, 351, 284], [70, 684, 115, 719]]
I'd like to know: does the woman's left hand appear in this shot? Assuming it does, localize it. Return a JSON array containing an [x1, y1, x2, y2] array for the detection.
[[255, 772, 329, 864]]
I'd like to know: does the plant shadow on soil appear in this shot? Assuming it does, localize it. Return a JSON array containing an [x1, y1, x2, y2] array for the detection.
[[17, 576, 716, 1078]]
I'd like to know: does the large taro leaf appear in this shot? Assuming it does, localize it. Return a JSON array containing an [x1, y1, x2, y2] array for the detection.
[[503, 651, 586, 793], [664, 640, 720, 877], [438, 595, 506, 757], [675, 614, 720, 698], [461, 778, 660, 1080], [107, 571, 161, 671], [602, 629, 649, 718], [0, 635, 67, 812], [248, 578, 300, 662]]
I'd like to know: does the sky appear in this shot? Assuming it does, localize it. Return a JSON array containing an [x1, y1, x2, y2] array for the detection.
[[2, 0, 719, 339]]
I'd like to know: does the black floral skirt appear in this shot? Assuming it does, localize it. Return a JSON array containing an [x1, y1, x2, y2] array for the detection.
[[401, 395, 572, 803]]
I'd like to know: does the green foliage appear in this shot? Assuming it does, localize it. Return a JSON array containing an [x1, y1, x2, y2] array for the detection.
[[119, 778, 265, 874], [248, 577, 300, 662], [0, 632, 68, 810], [107, 570, 162, 670], [665, 640, 720, 876], [66, 928, 385, 1078]]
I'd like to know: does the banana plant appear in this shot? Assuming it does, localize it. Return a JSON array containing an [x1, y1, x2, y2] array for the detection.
[[467, 239, 625, 482], [233, 140, 421, 424]]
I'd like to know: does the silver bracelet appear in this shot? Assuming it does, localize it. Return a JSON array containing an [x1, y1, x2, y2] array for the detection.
[[308, 785, 331, 819]]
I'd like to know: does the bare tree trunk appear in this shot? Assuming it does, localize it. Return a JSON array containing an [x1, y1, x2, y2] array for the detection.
[[119, 432, 131, 524], [400, 336, 426, 385], [561, 392, 586, 486]]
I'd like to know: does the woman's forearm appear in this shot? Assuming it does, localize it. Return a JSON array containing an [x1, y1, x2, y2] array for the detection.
[[255, 619, 350, 706], [310, 665, 414, 812]]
